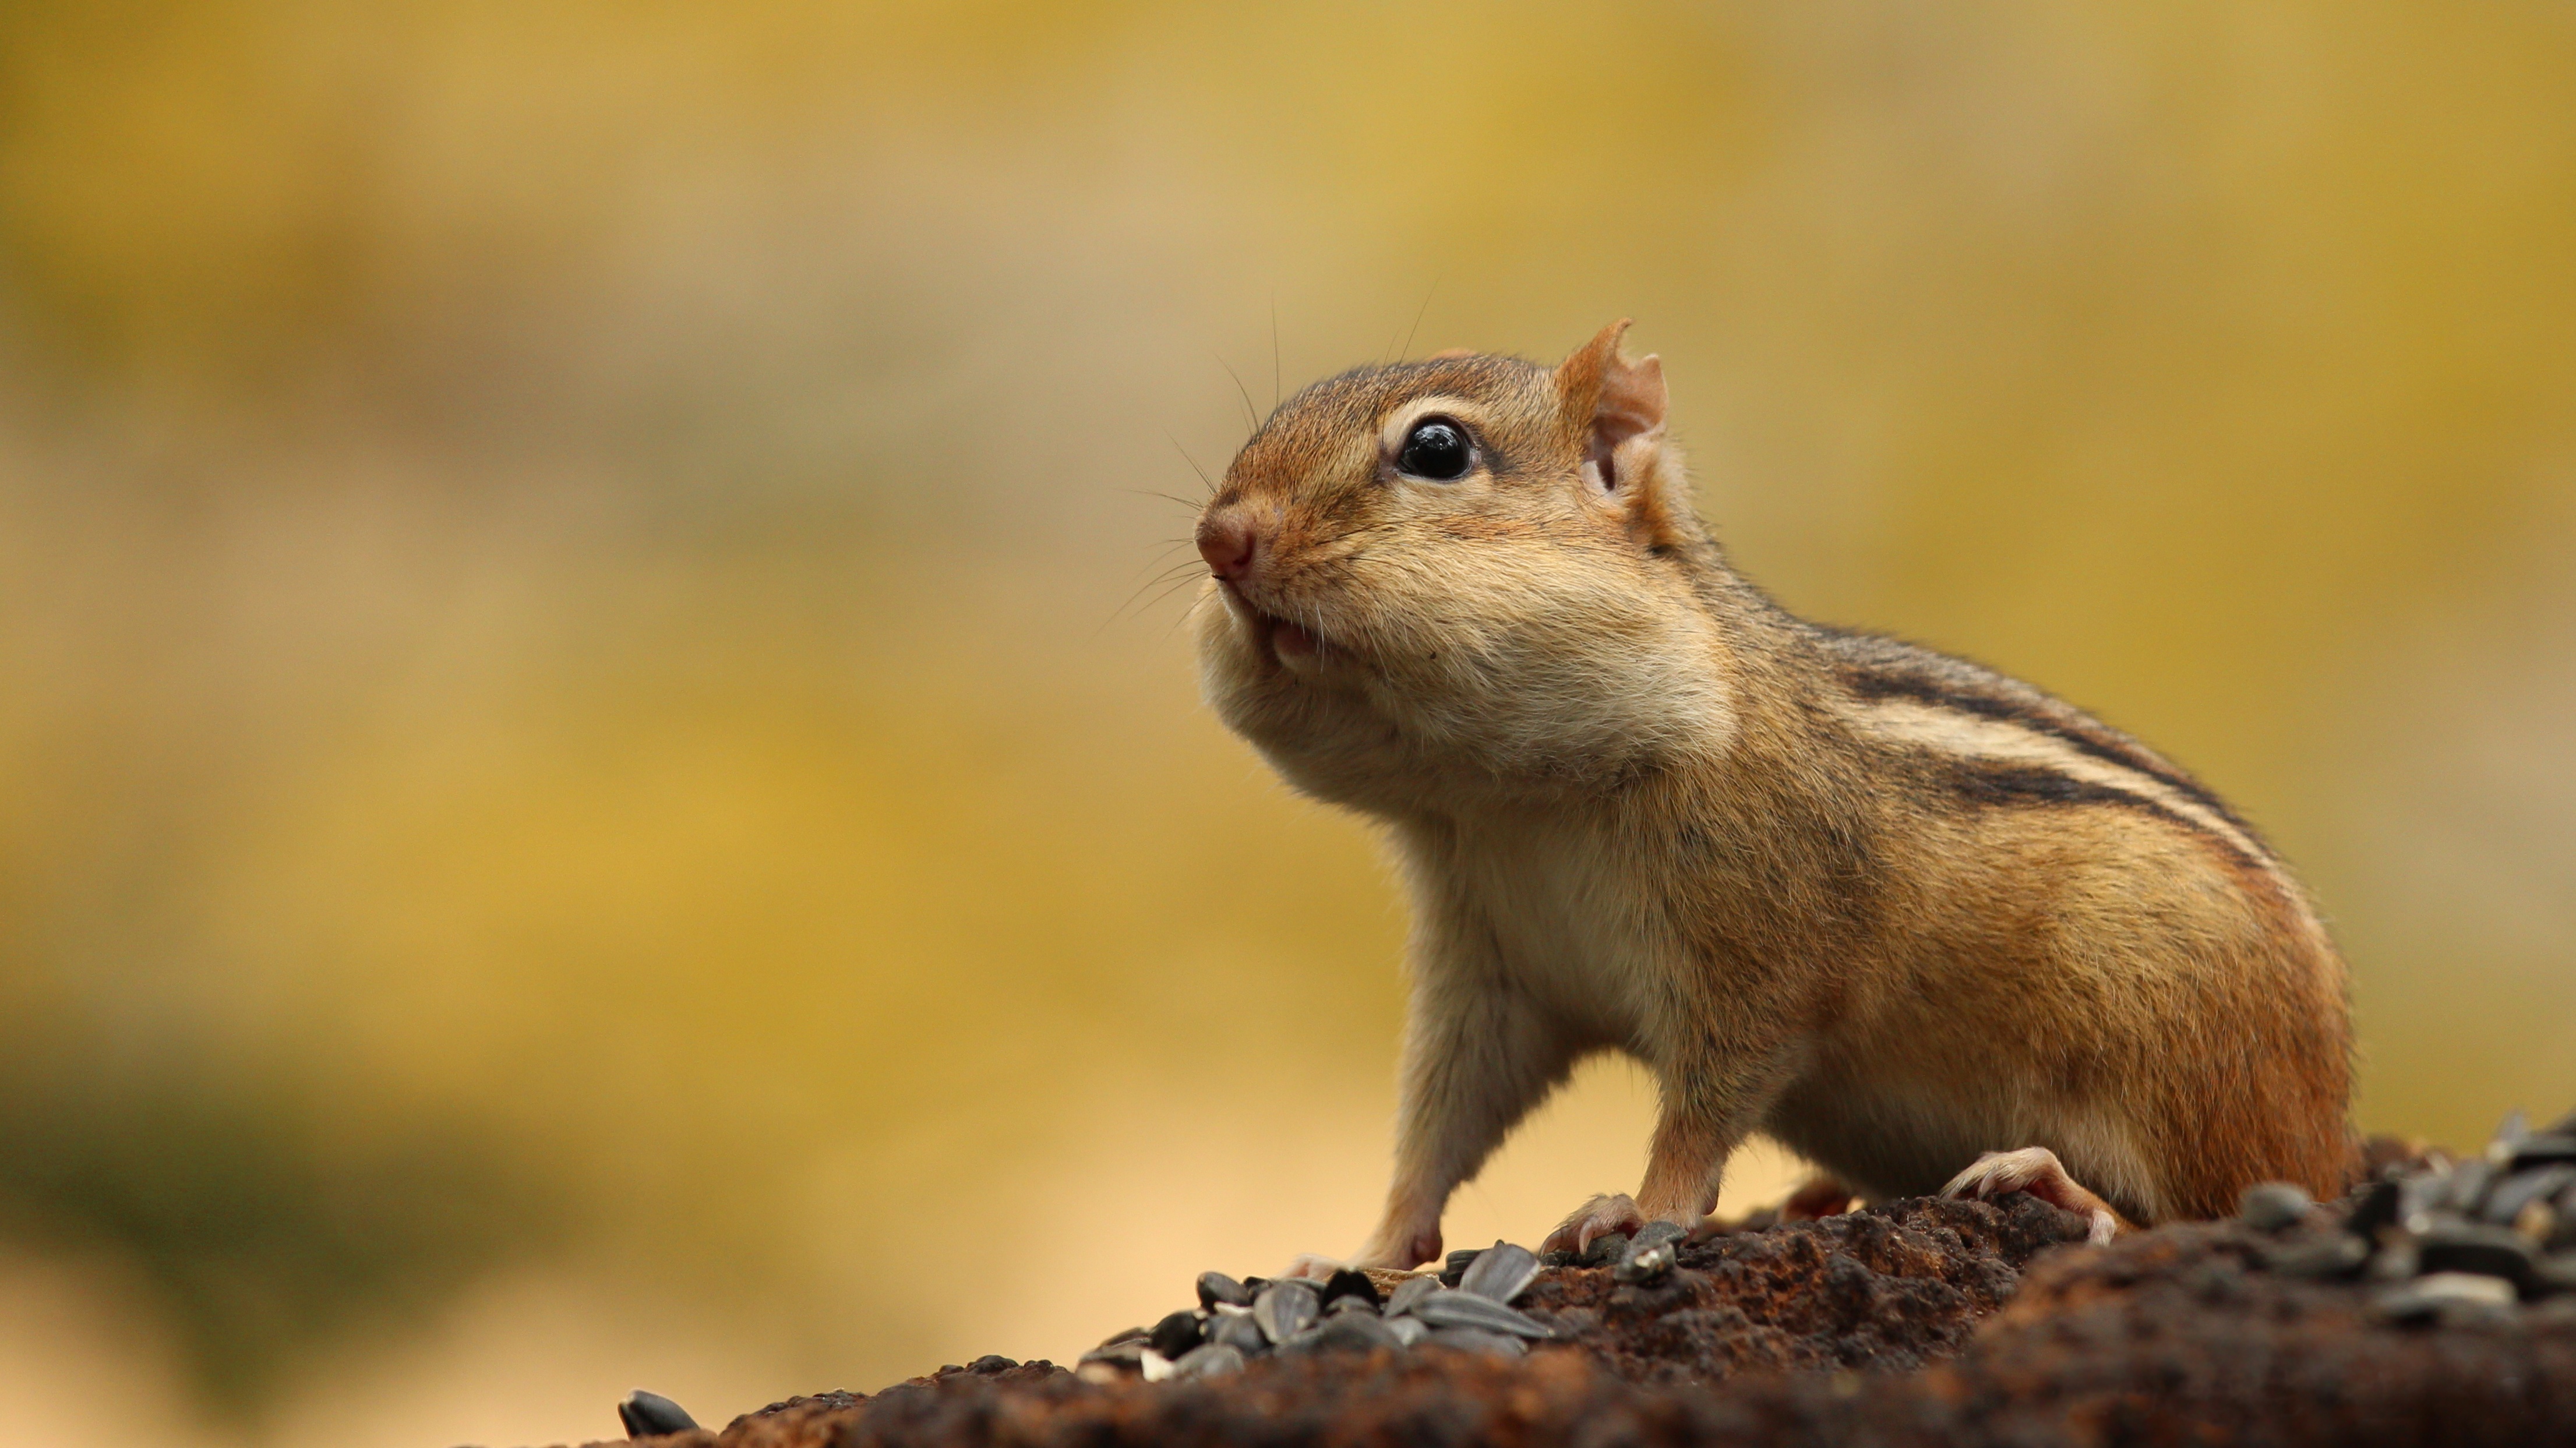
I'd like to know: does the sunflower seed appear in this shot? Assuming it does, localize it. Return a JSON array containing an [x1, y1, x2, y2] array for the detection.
[[1614, 1242, 1675, 1283], [2415, 1220, 2537, 1290], [2487, 1166, 2576, 1227], [2347, 1178, 2402, 1238], [1196, 1272, 1254, 1309], [2261, 1234, 2369, 1280], [1409, 1289, 1554, 1338], [1633, 1221, 1688, 1253], [1252, 1280, 1321, 1344], [2372, 1272, 2518, 1327], [1384, 1275, 1441, 1317], [1456, 1241, 1540, 1304], [1308, 1311, 1405, 1353], [1423, 1326, 1526, 1357], [2441, 1160, 2494, 1216], [1319, 1267, 1382, 1309], [2238, 1182, 2313, 1232], [1208, 1312, 1268, 1357], [1172, 1343, 1245, 1379], [1076, 1340, 1146, 1383], [2513, 1134, 2576, 1170], [1148, 1309, 1202, 1359], [618, 1390, 698, 1439]]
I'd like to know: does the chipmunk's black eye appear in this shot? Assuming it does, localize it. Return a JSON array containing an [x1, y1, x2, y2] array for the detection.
[[1396, 418, 1473, 481]]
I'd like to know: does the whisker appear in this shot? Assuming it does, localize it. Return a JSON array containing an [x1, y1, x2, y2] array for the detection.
[[1132, 555, 1206, 584], [1298, 521, 1398, 555], [1166, 588, 1218, 637], [1114, 543, 1211, 598], [1122, 488, 1208, 511], [1151, 574, 1227, 635], [1401, 280, 1439, 361], [1103, 563, 1215, 633], [1124, 550, 1211, 589], [1166, 435, 1217, 495], [1216, 354, 1261, 436]]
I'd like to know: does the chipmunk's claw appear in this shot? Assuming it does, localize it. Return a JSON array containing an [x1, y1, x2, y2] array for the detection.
[[1942, 1146, 2120, 1245], [1541, 1192, 1649, 1256]]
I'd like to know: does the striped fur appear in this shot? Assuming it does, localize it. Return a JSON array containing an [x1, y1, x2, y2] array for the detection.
[[1191, 323, 2356, 1270]]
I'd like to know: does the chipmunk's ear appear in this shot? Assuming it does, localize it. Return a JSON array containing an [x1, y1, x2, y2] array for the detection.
[[1554, 320, 1699, 549]]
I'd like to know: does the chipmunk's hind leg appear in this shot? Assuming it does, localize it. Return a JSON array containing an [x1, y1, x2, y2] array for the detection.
[[1941, 1147, 2131, 1245]]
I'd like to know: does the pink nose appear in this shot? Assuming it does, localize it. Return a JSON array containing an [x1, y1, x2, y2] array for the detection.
[[1197, 511, 1259, 583]]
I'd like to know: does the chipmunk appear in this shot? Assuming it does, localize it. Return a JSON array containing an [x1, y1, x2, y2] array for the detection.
[[1188, 322, 2355, 1267]]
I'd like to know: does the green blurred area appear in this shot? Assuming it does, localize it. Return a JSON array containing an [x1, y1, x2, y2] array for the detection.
[[2, 0, 2573, 1429]]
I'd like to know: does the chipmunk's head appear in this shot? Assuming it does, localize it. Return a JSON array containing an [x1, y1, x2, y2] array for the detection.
[[1191, 321, 1738, 808]]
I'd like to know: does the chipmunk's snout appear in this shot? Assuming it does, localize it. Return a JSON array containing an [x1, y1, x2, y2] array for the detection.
[[1196, 508, 1261, 584], [1196, 502, 1324, 667]]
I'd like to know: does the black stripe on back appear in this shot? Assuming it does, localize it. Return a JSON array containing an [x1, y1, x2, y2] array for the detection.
[[1935, 757, 2262, 870], [1841, 667, 2263, 847]]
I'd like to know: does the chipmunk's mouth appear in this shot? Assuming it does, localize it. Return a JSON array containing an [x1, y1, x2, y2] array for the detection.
[[1219, 581, 1326, 673]]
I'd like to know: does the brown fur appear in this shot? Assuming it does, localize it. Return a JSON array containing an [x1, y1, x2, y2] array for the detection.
[[1190, 322, 2354, 1270]]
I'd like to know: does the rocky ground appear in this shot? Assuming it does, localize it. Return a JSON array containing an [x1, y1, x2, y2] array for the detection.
[[573, 1123, 2576, 1448]]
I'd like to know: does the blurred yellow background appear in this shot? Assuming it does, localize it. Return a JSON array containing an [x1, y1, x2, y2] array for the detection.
[[3, 2, 2574, 1443]]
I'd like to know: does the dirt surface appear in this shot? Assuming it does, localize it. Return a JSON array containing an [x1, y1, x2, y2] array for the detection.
[[1529, 1195, 2083, 1382], [567, 1188, 2576, 1448]]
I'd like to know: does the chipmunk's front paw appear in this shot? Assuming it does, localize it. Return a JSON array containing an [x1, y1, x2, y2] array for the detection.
[[1286, 1221, 1441, 1279], [1541, 1192, 1647, 1255], [1279, 1253, 1345, 1281], [1941, 1146, 2121, 1245]]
